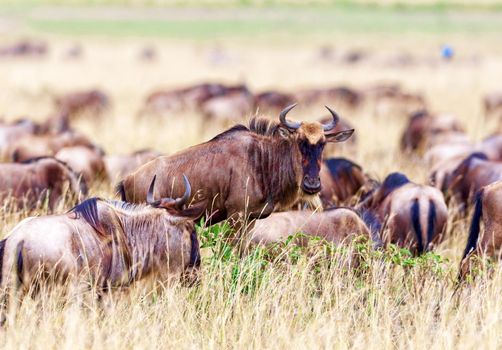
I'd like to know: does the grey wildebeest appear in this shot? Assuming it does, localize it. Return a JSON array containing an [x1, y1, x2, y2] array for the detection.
[[358, 172, 448, 254], [248, 208, 373, 247], [0, 157, 86, 210], [119, 104, 354, 227], [0, 175, 201, 321]]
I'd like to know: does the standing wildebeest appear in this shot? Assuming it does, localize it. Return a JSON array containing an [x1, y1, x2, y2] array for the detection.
[[104, 149, 161, 181], [319, 158, 368, 207], [0, 119, 38, 159], [254, 91, 295, 113], [484, 92, 502, 117], [0, 157, 86, 209], [358, 173, 448, 254], [248, 207, 373, 247], [119, 104, 354, 226], [460, 180, 502, 277], [0, 176, 201, 320]]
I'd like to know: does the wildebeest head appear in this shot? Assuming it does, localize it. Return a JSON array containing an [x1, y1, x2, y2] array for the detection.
[[277, 104, 354, 195]]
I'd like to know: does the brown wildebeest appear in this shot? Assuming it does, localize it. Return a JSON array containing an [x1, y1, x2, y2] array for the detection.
[[254, 91, 296, 113], [104, 149, 161, 181], [295, 86, 362, 109], [484, 92, 502, 116], [200, 87, 255, 123], [55, 146, 108, 184], [459, 180, 502, 278], [8, 130, 97, 162], [140, 83, 228, 115], [365, 84, 426, 118], [319, 158, 368, 207], [119, 104, 354, 226], [248, 208, 373, 247], [0, 176, 202, 321], [400, 110, 465, 152], [447, 152, 502, 210], [0, 40, 47, 57], [358, 172, 448, 254], [0, 157, 86, 210], [54, 89, 109, 120]]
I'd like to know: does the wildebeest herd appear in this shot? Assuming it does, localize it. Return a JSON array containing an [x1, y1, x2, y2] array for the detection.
[[1, 79, 502, 324]]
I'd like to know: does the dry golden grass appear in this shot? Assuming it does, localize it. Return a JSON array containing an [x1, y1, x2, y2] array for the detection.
[[1, 31, 502, 348]]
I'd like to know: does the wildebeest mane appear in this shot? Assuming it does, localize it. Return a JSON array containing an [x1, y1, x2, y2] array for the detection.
[[70, 197, 104, 234], [324, 158, 362, 176], [248, 117, 280, 136]]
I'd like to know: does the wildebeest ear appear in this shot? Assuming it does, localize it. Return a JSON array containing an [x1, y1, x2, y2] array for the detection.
[[173, 203, 206, 219], [325, 129, 354, 143], [277, 126, 293, 139]]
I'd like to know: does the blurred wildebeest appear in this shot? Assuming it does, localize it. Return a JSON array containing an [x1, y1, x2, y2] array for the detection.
[[358, 172, 448, 254], [0, 176, 201, 316], [0, 119, 38, 159], [54, 89, 109, 121], [446, 153, 502, 210], [140, 83, 228, 115], [248, 208, 373, 247], [254, 91, 295, 114], [55, 146, 107, 184], [319, 158, 368, 207], [64, 44, 83, 60], [460, 180, 502, 277], [0, 40, 47, 57], [9, 130, 97, 162], [104, 149, 162, 181], [0, 157, 86, 210], [365, 84, 426, 118], [200, 85, 255, 123], [341, 49, 368, 64], [139, 45, 157, 61], [400, 110, 465, 152], [484, 92, 502, 117], [295, 86, 362, 109], [119, 105, 354, 227]]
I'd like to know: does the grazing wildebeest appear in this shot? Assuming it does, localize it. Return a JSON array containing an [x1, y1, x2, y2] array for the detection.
[[104, 149, 161, 181], [358, 173, 448, 254], [9, 130, 97, 162], [248, 208, 373, 247], [365, 84, 426, 118], [54, 89, 109, 120], [295, 86, 362, 109], [447, 152, 502, 210], [55, 146, 108, 184], [460, 180, 502, 277], [319, 158, 368, 207], [119, 104, 354, 226], [0, 157, 86, 210], [0, 176, 201, 320]]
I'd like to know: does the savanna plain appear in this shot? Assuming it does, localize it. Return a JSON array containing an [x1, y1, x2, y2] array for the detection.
[[1, 4, 502, 349]]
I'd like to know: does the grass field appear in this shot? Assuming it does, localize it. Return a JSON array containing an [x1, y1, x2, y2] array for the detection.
[[1, 3, 502, 349]]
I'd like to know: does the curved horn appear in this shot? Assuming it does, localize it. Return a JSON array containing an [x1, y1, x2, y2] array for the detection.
[[323, 106, 340, 132], [174, 174, 191, 209], [147, 175, 160, 206], [279, 103, 301, 130]]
